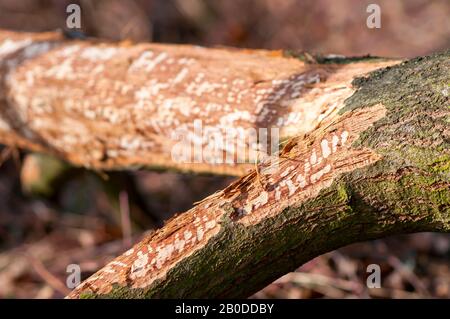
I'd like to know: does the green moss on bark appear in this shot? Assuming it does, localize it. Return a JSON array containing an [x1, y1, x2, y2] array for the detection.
[[341, 50, 449, 179]]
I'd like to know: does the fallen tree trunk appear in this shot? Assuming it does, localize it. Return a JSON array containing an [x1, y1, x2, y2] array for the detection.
[[1, 29, 400, 175], [0, 30, 448, 298]]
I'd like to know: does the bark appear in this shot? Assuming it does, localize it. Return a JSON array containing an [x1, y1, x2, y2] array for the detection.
[[0, 30, 448, 298]]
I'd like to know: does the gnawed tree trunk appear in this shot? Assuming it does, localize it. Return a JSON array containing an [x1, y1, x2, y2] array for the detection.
[[0, 29, 400, 175], [0, 30, 448, 298]]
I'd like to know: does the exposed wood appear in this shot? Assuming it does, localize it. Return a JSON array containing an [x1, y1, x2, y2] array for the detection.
[[0, 30, 399, 175], [0, 30, 448, 299]]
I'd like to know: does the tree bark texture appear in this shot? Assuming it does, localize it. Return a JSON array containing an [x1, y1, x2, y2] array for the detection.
[[0, 30, 448, 298]]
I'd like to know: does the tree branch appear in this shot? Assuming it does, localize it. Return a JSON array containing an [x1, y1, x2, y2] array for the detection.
[[69, 49, 448, 298]]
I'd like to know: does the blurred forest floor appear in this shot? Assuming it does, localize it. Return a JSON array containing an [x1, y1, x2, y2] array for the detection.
[[0, 0, 449, 298]]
